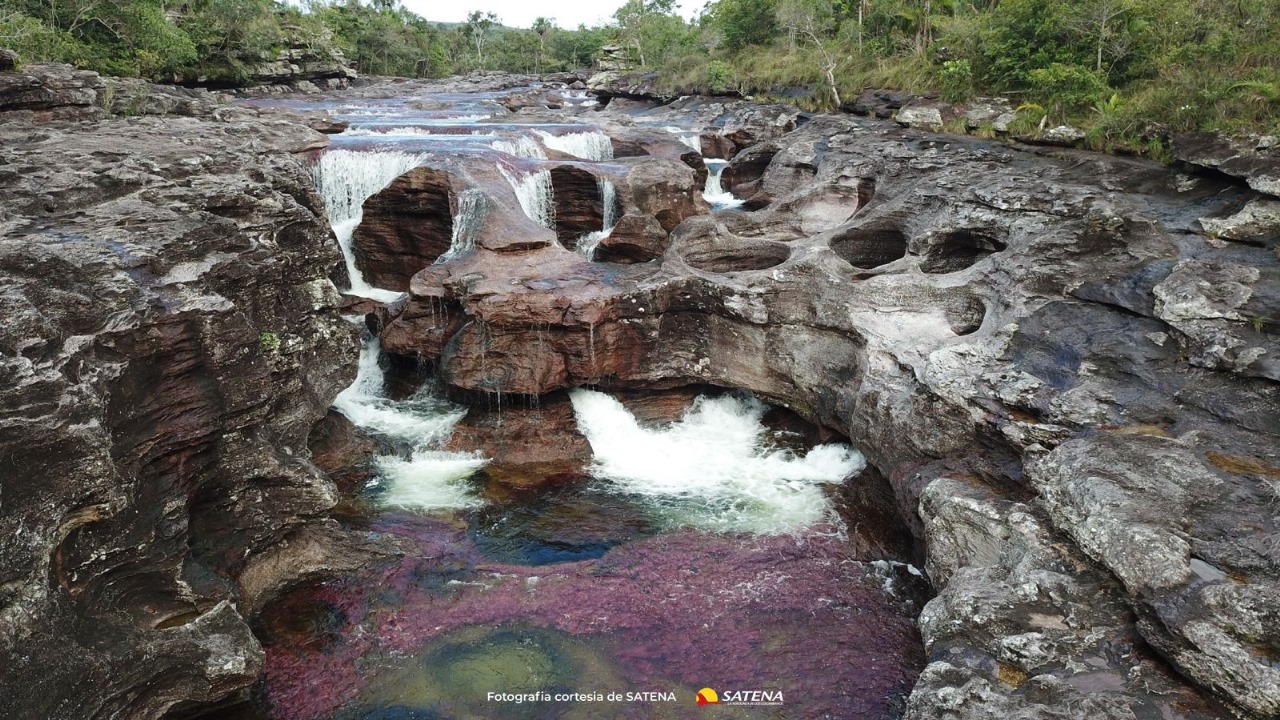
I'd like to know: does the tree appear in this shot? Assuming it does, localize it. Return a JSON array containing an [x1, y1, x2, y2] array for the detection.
[[707, 0, 778, 50], [463, 10, 497, 67], [776, 0, 841, 106], [532, 16, 554, 73]]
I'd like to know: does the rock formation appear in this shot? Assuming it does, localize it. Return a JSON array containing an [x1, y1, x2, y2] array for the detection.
[[3, 62, 1279, 720], [0, 82, 358, 716], [367, 96, 1278, 718]]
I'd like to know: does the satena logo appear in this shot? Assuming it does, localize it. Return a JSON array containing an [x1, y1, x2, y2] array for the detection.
[[696, 687, 783, 707]]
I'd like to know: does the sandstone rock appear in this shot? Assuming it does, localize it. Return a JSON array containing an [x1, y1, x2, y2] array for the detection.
[[353, 166, 456, 290], [0, 62, 104, 120], [0, 47, 18, 72], [377, 103, 1277, 719], [0, 114, 355, 718]]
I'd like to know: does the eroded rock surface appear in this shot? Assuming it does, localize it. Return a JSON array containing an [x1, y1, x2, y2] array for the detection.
[[0, 113, 356, 718], [371, 100, 1278, 718]]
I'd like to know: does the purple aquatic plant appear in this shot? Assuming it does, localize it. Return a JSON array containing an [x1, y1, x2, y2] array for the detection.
[[261, 514, 924, 720]]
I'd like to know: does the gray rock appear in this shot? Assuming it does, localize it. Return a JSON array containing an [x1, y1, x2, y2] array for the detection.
[[962, 97, 1013, 129], [1199, 199, 1280, 241], [896, 104, 945, 130]]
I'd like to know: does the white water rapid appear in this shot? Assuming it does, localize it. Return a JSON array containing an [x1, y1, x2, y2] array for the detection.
[[569, 389, 865, 533], [535, 129, 614, 161], [334, 330, 487, 511], [703, 159, 745, 210], [493, 137, 555, 228]]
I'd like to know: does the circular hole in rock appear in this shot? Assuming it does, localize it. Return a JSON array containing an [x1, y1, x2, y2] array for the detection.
[[920, 230, 1007, 274], [684, 241, 790, 272], [830, 225, 909, 269], [945, 295, 988, 335]]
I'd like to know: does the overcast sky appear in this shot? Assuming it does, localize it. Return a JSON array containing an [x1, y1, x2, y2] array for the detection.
[[399, 0, 700, 29]]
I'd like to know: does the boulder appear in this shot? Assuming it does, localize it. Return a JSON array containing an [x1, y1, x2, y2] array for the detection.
[[352, 166, 457, 290]]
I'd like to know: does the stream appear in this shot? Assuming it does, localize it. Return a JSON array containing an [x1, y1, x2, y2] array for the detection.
[[234, 84, 927, 720]]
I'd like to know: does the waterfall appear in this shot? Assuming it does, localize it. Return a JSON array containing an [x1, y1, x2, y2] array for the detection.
[[664, 125, 702, 153], [437, 189, 486, 263], [569, 389, 864, 533], [311, 149, 427, 302], [491, 136, 546, 159], [576, 230, 609, 260], [497, 165, 555, 229], [493, 136, 555, 229], [335, 328, 487, 511], [599, 177, 617, 230], [576, 175, 618, 260], [702, 159, 744, 210], [535, 129, 614, 161]]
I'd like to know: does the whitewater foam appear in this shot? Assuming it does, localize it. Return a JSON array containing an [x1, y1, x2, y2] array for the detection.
[[335, 330, 486, 512], [569, 389, 864, 533], [703, 159, 745, 210], [535, 129, 614, 161]]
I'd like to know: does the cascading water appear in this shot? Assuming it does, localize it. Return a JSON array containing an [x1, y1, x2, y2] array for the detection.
[[492, 136, 555, 229], [436, 189, 485, 263], [496, 165, 555, 229], [335, 328, 487, 511], [663, 125, 703, 153], [703, 158, 744, 210], [311, 149, 427, 302], [535, 129, 614, 161], [490, 136, 545, 159], [575, 176, 618, 260], [569, 389, 864, 533]]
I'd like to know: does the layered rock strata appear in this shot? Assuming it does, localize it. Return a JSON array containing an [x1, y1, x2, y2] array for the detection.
[[0, 105, 356, 717], [367, 100, 1278, 718]]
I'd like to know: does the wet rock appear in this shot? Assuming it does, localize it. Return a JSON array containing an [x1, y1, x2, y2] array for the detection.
[[0, 114, 355, 718], [379, 103, 1277, 718], [1199, 198, 1280, 241], [595, 156, 709, 263], [353, 166, 456, 290], [549, 164, 607, 242], [1030, 434, 1280, 717]]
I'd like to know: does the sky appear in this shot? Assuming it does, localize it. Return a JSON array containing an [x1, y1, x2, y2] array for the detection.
[[399, 0, 700, 29]]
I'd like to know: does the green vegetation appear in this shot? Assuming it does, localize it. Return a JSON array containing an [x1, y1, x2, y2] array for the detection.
[[259, 330, 281, 353], [0, 0, 606, 83], [2, 0, 1276, 147]]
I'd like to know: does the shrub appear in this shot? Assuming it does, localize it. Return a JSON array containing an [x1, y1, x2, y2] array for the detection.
[[707, 60, 735, 93], [938, 59, 973, 102]]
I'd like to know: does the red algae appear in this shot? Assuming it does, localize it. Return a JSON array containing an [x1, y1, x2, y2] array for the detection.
[[259, 514, 924, 720]]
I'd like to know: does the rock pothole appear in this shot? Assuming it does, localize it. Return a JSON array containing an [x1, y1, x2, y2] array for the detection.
[[830, 223, 910, 269], [919, 229, 1007, 274]]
